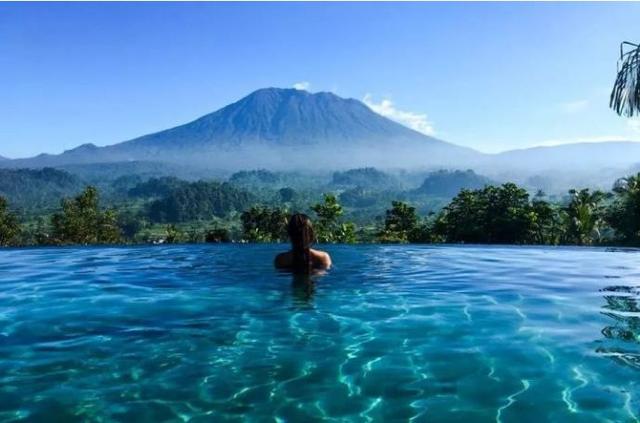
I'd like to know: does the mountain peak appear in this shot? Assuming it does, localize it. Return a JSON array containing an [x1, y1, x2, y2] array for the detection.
[[248, 87, 311, 96], [234, 87, 349, 111], [64, 143, 98, 154], [245, 86, 338, 97]]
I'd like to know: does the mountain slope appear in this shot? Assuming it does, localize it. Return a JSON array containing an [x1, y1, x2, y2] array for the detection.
[[3, 88, 481, 170]]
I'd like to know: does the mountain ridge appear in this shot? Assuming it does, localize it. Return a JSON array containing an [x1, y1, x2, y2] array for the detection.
[[2, 88, 640, 174]]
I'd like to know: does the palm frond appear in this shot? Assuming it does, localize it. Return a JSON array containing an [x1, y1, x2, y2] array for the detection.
[[610, 41, 640, 117]]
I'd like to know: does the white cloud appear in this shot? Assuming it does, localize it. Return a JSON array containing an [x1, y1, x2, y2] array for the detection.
[[363, 94, 435, 135], [293, 81, 311, 91], [534, 135, 638, 147], [559, 99, 589, 114]]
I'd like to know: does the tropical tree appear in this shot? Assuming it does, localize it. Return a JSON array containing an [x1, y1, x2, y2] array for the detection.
[[530, 192, 563, 245], [562, 188, 605, 245], [51, 186, 121, 245], [0, 196, 20, 246], [434, 189, 485, 243], [311, 194, 356, 243], [165, 224, 183, 244], [610, 42, 640, 117], [98, 209, 122, 244], [606, 173, 640, 244], [333, 222, 357, 244], [377, 201, 429, 243], [435, 183, 536, 244], [117, 211, 146, 240], [241, 206, 289, 242], [481, 183, 533, 243]]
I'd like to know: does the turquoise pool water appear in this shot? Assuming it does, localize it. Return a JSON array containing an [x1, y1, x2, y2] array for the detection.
[[0, 244, 639, 422]]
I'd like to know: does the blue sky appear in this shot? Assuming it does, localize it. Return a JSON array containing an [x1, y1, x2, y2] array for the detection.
[[2, 2, 640, 158]]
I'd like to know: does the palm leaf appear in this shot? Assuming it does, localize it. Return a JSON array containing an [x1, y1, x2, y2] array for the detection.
[[610, 41, 640, 117]]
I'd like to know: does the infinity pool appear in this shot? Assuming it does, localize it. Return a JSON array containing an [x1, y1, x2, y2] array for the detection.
[[0, 245, 638, 422]]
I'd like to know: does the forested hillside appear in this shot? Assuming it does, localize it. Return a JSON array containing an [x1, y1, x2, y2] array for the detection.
[[415, 169, 493, 197], [331, 167, 400, 190], [0, 168, 83, 210], [147, 181, 254, 222]]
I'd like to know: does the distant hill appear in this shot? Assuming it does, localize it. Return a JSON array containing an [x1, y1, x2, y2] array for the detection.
[[230, 170, 281, 187], [147, 181, 254, 223], [414, 169, 493, 197], [57, 161, 217, 183], [0, 168, 84, 210], [2, 88, 481, 170], [488, 141, 640, 172], [331, 167, 400, 190], [127, 177, 191, 199]]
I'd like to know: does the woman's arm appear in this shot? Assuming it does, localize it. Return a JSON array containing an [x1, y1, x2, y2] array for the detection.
[[314, 251, 332, 269]]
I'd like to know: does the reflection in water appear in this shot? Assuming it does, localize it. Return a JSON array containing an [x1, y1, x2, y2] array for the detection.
[[291, 273, 317, 307], [598, 285, 640, 369], [277, 268, 328, 308]]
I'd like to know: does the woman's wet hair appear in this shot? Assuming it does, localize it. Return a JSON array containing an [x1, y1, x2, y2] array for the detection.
[[287, 213, 315, 273]]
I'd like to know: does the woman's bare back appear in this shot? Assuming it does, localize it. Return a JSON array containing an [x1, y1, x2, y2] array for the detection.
[[274, 248, 332, 270]]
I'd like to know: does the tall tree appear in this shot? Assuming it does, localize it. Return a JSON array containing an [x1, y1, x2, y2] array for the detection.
[[98, 209, 122, 244], [434, 189, 485, 243], [606, 173, 640, 244], [0, 196, 20, 246], [165, 224, 183, 244], [435, 183, 536, 244], [311, 194, 356, 243], [241, 206, 289, 242], [378, 201, 427, 243], [51, 186, 121, 245], [530, 192, 562, 245], [562, 188, 605, 246]]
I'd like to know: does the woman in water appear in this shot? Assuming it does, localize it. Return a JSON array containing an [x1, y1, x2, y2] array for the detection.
[[275, 213, 332, 272]]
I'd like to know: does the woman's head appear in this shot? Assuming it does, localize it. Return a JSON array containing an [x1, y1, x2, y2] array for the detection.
[[287, 213, 315, 251]]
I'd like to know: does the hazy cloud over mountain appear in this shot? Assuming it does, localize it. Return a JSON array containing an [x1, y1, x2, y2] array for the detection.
[[362, 94, 435, 136], [293, 81, 311, 91]]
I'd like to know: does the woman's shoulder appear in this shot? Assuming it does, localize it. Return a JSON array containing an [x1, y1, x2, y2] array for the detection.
[[310, 248, 332, 268], [274, 249, 332, 270]]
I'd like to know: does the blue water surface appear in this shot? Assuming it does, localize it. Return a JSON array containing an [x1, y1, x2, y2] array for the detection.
[[0, 244, 639, 422]]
